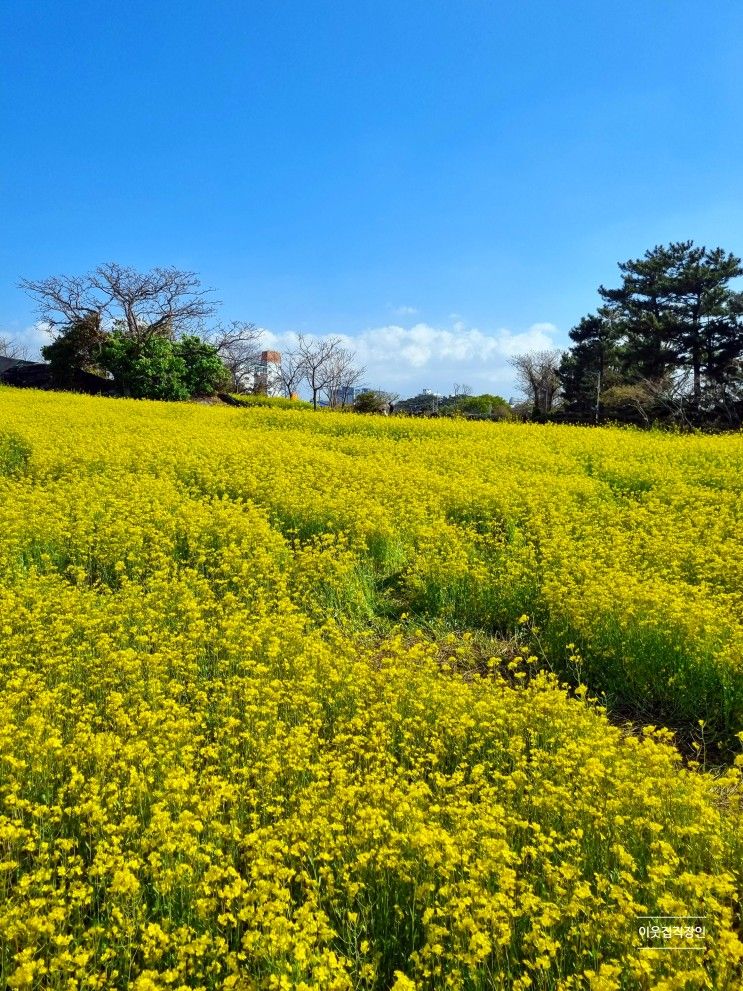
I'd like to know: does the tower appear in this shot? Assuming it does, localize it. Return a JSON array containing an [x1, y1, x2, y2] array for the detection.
[[250, 350, 282, 395]]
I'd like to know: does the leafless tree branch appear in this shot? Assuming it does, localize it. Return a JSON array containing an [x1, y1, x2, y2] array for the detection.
[[510, 349, 563, 418], [275, 347, 305, 398], [322, 346, 365, 409], [296, 333, 346, 410], [0, 336, 29, 361], [206, 321, 264, 392], [20, 263, 218, 344]]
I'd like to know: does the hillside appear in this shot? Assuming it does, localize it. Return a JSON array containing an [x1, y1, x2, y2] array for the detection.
[[0, 386, 741, 990]]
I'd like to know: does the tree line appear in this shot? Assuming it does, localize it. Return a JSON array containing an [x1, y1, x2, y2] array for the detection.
[[6, 263, 368, 405], [6, 243, 743, 426], [512, 241, 743, 428]]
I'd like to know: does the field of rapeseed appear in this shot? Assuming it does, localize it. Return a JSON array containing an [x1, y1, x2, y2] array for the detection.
[[0, 385, 742, 991]]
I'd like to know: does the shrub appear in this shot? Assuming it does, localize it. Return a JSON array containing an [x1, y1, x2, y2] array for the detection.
[[99, 333, 227, 400], [451, 393, 512, 419], [100, 333, 189, 400], [175, 335, 230, 396], [354, 390, 395, 414], [41, 315, 108, 385]]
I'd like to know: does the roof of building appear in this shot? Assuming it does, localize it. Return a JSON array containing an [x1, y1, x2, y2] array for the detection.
[[0, 356, 35, 374]]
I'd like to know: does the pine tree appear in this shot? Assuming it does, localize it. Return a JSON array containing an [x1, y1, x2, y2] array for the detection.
[[598, 244, 679, 381], [558, 309, 624, 419], [596, 242, 743, 419], [665, 244, 742, 406]]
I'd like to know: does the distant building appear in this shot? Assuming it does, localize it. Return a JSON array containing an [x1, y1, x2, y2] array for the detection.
[[247, 350, 282, 396], [340, 384, 364, 404], [329, 384, 365, 405], [318, 384, 367, 408]]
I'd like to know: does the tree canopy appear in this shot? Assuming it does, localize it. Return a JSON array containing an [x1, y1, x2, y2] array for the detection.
[[23, 265, 228, 401], [557, 241, 743, 426]]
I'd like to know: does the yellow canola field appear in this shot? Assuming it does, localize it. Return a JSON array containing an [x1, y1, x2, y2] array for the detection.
[[0, 387, 742, 991]]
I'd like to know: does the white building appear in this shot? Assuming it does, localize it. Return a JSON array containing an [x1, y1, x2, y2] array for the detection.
[[247, 350, 282, 396]]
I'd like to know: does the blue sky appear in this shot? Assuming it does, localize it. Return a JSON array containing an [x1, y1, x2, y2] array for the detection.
[[2, 0, 742, 396]]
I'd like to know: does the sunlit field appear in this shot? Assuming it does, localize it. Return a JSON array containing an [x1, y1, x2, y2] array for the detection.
[[1, 386, 742, 990]]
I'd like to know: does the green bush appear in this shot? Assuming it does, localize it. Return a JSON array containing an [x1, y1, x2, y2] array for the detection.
[[354, 390, 393, 414], [174, 335, 230, 396], [447, 393, 512, 419], [101, 334, 189, 400], [99, 333, 227, 401], [41, 315, 108, 384]]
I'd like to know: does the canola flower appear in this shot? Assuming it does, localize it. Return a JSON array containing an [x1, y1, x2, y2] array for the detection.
[[0, 386, 741, 990]]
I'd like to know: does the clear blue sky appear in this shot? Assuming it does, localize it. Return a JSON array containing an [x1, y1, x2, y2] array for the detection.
[[2, 0, 742, 395]]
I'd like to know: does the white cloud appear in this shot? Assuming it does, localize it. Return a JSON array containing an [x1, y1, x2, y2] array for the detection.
[[259, 318, 559, 398], [4, 316, 559, 399], [390, 305, 419, 317], [2, 322, 52, 360]]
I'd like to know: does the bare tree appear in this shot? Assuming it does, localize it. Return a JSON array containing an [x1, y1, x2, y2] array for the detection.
[[276, 347, 306, 399], [296, 333, 344, 410], [510, 350, 562, 419], [643, 373, 693, 428], [322, 346, 365, 409], [602, 373, 693, 428], [453, 383, 472, 398], [207, 321, 264, 392], [20, 263, 218, 344], [0, 336, 29, 361], [600, 382, 652, 426]]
